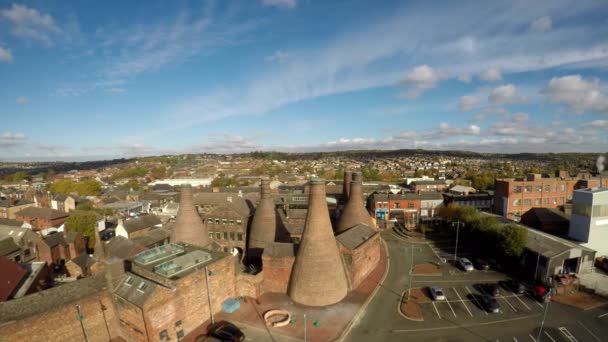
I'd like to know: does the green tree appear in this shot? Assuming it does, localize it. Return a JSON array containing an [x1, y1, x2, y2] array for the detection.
[[361, 166, 381, 181], [49, 179, 102, 196], [497, 224, 528, 258], [3, 171, 29, 183], [123, 179, 141, 191], [65, 211, 99, 249]]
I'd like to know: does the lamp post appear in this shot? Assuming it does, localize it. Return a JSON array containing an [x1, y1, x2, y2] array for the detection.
[[408, 246, 415, 300], [534, 236, 542, 282], [452, 221, 463, 262], [75, 304, 89, 342], [536, 289, 552, 342], [204, 265, 215, 324]]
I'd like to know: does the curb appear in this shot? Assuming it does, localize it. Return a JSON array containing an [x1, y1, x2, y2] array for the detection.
[[336, 237, 391, 342], [397, 292, 424, 322]]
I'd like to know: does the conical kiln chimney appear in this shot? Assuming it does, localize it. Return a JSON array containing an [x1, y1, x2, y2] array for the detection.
[[171, 184, 209, 247], [248, 178, 276, 250], [337, 179, 373, 233], [288, 179, 348, 306]]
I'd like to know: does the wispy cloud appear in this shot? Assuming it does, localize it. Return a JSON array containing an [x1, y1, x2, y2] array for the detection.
[[531, 16, 552, 32], [16, 96, 27, 104], [261, 0, 297, 10], [0, 132, 27, 148], [0, 46, 13, 63], [265, 50, 289, 63], [1, 3, 62, 46]]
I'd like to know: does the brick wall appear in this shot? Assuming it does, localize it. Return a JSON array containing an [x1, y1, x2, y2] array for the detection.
[[236, 272, 263, 298], [341, 235, 381, 289], [261, 255, 295, 294], [0, 290, 121, 342]]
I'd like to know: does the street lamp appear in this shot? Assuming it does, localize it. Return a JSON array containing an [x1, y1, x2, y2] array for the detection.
[[536, 288, 552, 342], [204, 265, 215, 324], [452, 221, 464, 262], [408, 246, 415, 300], [534, 236, 542, 282]]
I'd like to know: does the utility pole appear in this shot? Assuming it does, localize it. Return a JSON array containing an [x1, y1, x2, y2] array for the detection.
[[204, 265, 215, 324], [303, 313, 307, 342], [536, 290, 551, 342], [453, 221, 462, 262], [408, 246, 414, 300], [534, 236, 542, 282], [76, 304, 89, 342]]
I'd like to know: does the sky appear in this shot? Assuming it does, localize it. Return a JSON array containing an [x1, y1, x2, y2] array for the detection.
[[2, 0, 608, 161]]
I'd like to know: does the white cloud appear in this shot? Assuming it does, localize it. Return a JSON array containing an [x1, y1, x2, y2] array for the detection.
[[458, 73, 472, 83], [543, 75, 608, 114], [438, 122, 481, 136], [489, 84, 526, 105], [16, 96, 27, 104], [479, 68, 502, 82], [458, 95, 480, 112], [0, 46, 13, 63], [401, 65, 446, 99], [262, 0, 297, 9], [582, 120, 608, 128], [1, 4, 62, 45], [265, 50, 289, 63], [0, 132, 27, 148], [531, 16, 552, 32], [511, 112, 529, 122]]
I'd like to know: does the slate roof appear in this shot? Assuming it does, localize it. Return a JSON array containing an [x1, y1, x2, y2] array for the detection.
[[336, 223, 378, 250], [68, 253, 96, 270], [106, 236, 145, 259], [123, 215, 162, 233], [113, 272, 156, 308], [131, 228, 171, 247], [0, 198, 33, 208], [0, 274, 107, 322], [14, 207, 68, 220], [193, 193, 253, 217], [0, 218, 23, 227], [0, 256, 27, 302], [263, 242, 295, 258], [43, 233, 68, 248], [0, 237, 20, 256]]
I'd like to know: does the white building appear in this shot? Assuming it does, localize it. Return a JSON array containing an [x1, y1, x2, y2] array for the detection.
[[148, 178, 213, 187], [569, 188, 608, 257]]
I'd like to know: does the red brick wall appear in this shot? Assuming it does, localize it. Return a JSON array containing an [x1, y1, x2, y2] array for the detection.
[[236, 272, 263, 298], [261, 255, 295, 294], [115, 295, 149, 341], [0, 290, 121, 342], [348, 235, 381, 289]]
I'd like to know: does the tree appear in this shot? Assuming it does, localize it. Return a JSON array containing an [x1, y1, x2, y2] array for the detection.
[[49, 179, 102, 196], [65, 211, 99, 249], [497, 224, 528, 258], [3, 171, 29, 183], [123, 179, 141, 191]]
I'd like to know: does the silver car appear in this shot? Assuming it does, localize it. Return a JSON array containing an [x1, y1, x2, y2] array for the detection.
[[458, 257, 474, 272], [429, 286, 446, 301]]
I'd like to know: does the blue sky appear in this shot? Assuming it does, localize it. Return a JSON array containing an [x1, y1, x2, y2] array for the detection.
[[2, 0, 608, 161]]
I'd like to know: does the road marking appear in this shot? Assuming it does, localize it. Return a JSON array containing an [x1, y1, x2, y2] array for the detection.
[[465, 285, 488, 316], [444, 297, 457, 318], [513, 294, 531, 311], [528, 334, 536, 341], [544, 331, 556, 342], [501, 295, 518, 313], [530, 296, 543, 308], [391, 314, 540, 332], [558, 327, 578, 342], [452, 287, 474, 317], [429, 245, 445, 263], [432, 301, 441, 319], [576, 320, 602, 342], [598, 312, 608, 318]]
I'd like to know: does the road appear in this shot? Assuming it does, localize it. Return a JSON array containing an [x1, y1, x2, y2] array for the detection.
[[343, 231, 608, 342]]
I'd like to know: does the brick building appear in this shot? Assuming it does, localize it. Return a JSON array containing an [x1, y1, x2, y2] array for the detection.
[[0, 196, 36, 219], [36, 231, 86, 265], [409, 180, 447, 192], [494, 171, 608, 221], [0, 225, 43, 264], [14, 207, 69, 230], [115, 214, 162, 239]]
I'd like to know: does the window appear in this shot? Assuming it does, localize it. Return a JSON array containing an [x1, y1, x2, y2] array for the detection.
[[175, 320, 182, 327], [159, 330, 169, 341], [536, 185, 542, 192], [394, 202, 401, 209], [208, 232, 214, 239], [215, 232, 221, 240], [223, 232, 228, 240], [560, 184, 565, 192], [552, 197, 557, 204], [230, 232, 235, 240], [215, 219, 220, 224], [553, 184, 557, 192], [524, 199, 531, 206], [543, 198, 549, 204], [535, 198, 541, 206], [237, 232, 243, 241], [229, 220, 234, 225], [137, 282, 148, 291], [176, 330, 184, 340], [222, 219, 227, 225], [513, 199, 521, 206], [236, 219, 242, 225], [524, 186, 532, 193], [207, 218, 213, 224], [125, 276, 133, 285], [544, 185, 550, 192], [408, 202, 414, 209], [514, 186, 522, 193]]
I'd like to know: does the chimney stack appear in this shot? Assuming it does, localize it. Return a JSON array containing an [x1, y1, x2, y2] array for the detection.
[[248, 178, 276, 251], [352, 171, 362, 182], [343, 171, 352, 200], [337, 180, 374, 233], [171, 184, 209, 247], [288, 179, 348, 306]]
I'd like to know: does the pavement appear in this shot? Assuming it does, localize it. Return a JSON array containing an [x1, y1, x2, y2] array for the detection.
[[343, 230, 608, 342]]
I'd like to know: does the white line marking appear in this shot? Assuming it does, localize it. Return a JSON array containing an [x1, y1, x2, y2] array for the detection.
[[391, 314, 540, 332], [544, 331, 556, 342], [465, 286, 488, 316], [559, 327, 578, 342], [432, 301, 441, 319], [514, 294, 531, 311], [577, 320, 602, 342], [501, 295, 518, 313], [453, 287, 474, 317], [429, 245, 445, 263], [598, 312, 608, 318], [530, 296, 543, 308], [529, 334, 536, 341], [445, 297, 457, 318]]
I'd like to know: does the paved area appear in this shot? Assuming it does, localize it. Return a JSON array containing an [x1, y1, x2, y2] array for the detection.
[[343, 231, 608, 342]]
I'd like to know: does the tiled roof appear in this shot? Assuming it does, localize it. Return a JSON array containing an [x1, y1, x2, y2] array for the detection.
[[0, 237, 20, 256], [0, 256, 27, 302], [131, 228, 171, 247], [43, 233, 68, 248], [0, 218, 22, 227], [123, 215, 162, 233], [14, 207, 68, 220], [106, 236, 145, 259], [336, 224, 377, 250], [113, 272, 156, 308], [68, 253, 96, 270], [263, 242, 295, 258]]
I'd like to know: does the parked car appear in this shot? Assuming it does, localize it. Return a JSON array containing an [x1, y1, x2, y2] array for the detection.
[[500, 280, 526, 294], [429, 286, 446, 301], [479, 295, 500, 313], [484, 283, 501, 297], [533, 286, 551, 303], [207, 321, 245, 342], [474, 258, 490, 271], [457, 257, 474, 272]]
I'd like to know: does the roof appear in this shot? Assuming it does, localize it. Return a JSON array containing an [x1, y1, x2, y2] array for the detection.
[[68, 253, 96, 270], [336, 224, 378, 250], [418, 192, 444, 201], [411, 180, 446, 186], [450, 185, 477, 193], [131, 228, 171, 247], [43, 232, 68, 248], [525, 208, 570, 224], [0, 198, 33, 208], [0, 274, 106, 322], [0, 256, 27, 302], [0, 218, 23, 227], [122, 215, 162, 233], [193, 193, 253, 217], [106, 236, 145, 259], [53, 194, 69, 202], [113, 272, 156, 308], [0, 237, 20, 256], [14, 207, 68, 220], [263, 242, 295, 258]]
